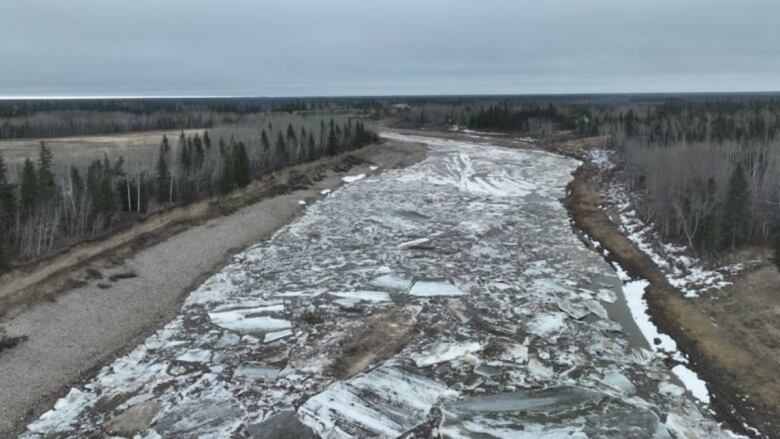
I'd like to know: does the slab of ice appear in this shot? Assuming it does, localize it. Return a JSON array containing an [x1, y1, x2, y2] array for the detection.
[[397, 237, 431, 249], [601, 368, 636, 394], [526, 312, 567, 342], [26, 388, 88, 434], [329, 290, 391, 303], [411, 341, 484, 367], [264, 329, 293, 343], [408, 280, 467, 297], [298, 366, 453, 438], [370, 274, 412, 291], [234, 363, 280, 381], [341, 173, 366, 183], [209, 307, 291, 334], [320, 189, 331, 195]]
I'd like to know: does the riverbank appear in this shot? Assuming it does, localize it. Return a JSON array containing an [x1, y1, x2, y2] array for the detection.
[[0, 140, 427, 436], [566, 161, 779, 437]]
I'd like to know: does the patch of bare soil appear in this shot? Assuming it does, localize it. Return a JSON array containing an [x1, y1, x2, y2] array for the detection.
[[566, 164, 780, 438], [329, 307, 418, 380]]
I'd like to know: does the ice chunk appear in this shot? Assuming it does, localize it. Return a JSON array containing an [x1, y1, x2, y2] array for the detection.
[[342, 173, 366, 183], [264, 329, 293, 343], [527, 312, 567, 343], [329, 291, 390, 303], [601, 368, 636, 394], [234, 363, 280, 381], [26, 388, 89, 434], [397, 237, 431, 249], [411, 341, 483, 367], [408, 280, 467, 297], [370, 274, 412, 291], [176, 349, 212, 363], [209, 306, 291, 334], [298, 366, 453, 438]]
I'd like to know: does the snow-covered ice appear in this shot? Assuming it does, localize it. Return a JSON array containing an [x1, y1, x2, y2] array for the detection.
[[22, 132, 733, 438]]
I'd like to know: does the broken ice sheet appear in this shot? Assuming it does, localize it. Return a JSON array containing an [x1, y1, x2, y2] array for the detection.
[[408, 280, 467, 297], [410, 341, 484, 367], [208, 305, 291, 334], [298, 365, 454, 438]]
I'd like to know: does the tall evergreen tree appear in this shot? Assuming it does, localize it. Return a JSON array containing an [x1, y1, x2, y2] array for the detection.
[[155, 135, 171, 203], [326, 119, 338, 156], [37, 142, 56, 201], [723, 163, 750, 248], [0, 152, 15, 270], [219, 144, 235, 194], [276, 132, 287, 166], [19, 158, 38, 215], [233, 142, 251, 188]]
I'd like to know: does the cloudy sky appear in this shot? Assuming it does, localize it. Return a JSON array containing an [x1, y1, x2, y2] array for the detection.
[[1, 0, 778, 97]]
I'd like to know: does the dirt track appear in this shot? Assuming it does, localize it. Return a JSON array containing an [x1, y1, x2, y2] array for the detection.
[[0, 141, 426, 437]]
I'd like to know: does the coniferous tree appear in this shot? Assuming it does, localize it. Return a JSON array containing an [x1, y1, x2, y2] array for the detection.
[[276, 132, 287, 167], [19, 158, 38, 215], [37, 142, 56, 202], [219, 140, 235, 193], [156, 136, 172, 203], [203, 130, 212, 151], [0, 152, 15, 270], [233, 142, 251, 188], [722, 163, 750, 248], [326, 119, 338, 156]]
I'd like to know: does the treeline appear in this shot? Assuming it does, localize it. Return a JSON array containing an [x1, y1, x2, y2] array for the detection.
[[0, 111, 216, 140], [604, 100, 780, 255], [0, 98, 381, 140], [466, 103, 578, 132], [0, 117, 378, 271]]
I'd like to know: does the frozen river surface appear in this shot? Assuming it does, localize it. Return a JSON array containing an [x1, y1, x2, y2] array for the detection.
[[24, 134, 732, 438]]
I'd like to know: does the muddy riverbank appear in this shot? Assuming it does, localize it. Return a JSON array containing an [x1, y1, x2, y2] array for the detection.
[[565, 163, 778, 437]]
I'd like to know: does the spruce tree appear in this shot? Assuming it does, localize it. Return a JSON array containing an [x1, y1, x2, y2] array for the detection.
[[37, 142, 56, 201], [0, 152, 15, 270], [155, 136, 171, 203], [723, 163, 750, 248], [19, 158, 38, 215], [326, 119, 338, 156], [219, 144, 235, 193], [233, 142, 251, 188], [276, 132, 287, 167]]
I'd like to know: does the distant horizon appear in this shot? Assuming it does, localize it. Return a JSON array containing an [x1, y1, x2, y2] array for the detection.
[[2, 90, 780, 101]]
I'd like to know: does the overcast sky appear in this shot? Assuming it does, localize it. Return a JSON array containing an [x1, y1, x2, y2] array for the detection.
[[1, 0, 779, 97]]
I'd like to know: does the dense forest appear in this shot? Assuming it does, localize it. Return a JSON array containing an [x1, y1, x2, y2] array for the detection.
[[0, 114, 378, 271], [0, 98, 377, 140]]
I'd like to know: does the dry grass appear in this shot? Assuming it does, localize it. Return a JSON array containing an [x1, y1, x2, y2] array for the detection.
[[0, 129, 203, 168]]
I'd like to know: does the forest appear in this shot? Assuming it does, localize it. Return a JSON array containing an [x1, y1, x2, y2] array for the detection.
[[0, 112, 378, 271]]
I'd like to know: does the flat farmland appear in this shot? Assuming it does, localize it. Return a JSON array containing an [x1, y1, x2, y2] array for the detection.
[[0, 129, 204, 169]]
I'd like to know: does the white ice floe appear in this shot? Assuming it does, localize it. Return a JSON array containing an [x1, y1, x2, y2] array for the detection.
[[209, 306, 291, 334], [411, 341, 484, 367], [408, 280, 467, 297], [264, 329, 293, 343], [320, 189, 331, 195], [397, 237, 431, 249], [370, 273, 412, 291], [329, 290, 391, 303], [298, 200, 306, 205], [369, 165, 379, 171], [342, 173, 366, 183], [298, 366, 454, 438], [26, 388, 88, 434]]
